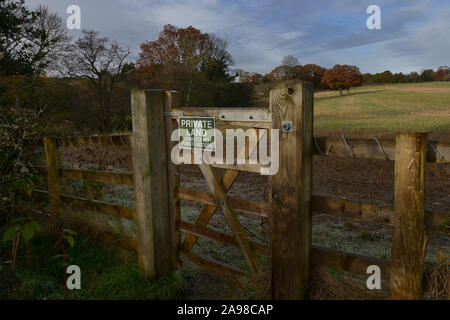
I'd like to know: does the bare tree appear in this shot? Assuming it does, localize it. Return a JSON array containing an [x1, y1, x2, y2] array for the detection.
[[63, 30, 130, 132], [2, 3, 70, 108], [34, 6, 71, 73], [281, 55, 300, 80], [282, 55, 299, 68]]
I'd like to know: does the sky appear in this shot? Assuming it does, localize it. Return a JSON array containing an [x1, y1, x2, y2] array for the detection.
[[30, 0, 450, 74]]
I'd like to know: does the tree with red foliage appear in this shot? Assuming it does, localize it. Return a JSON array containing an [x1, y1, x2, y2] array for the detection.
[[240, 71, 262, 83], [321, 64, 363, 95], [433, 66, 450, 81], [269, 65, 288, 81], [268, 55, 300, 81], [138, 24, 233, 105], [296, 64, 326, 89]]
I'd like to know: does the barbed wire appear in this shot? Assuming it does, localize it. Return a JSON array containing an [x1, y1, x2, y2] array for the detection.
[[372, 136, 389, 160], [45, 134, 132, 149], [340, 134, 355, 159], [27, 133, 449, 163], [427, 142, 446, 162]]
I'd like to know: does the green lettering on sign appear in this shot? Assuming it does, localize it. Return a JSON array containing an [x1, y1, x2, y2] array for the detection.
[[179, 116, 216, 151]]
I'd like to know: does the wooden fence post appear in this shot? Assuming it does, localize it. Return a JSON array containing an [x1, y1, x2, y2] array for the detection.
[[164, 90, 181, 269], [391, 132, 428, 299], [270, 80, 314, 299], [43, 137, 62, 219], [131, 89, 173, 279]]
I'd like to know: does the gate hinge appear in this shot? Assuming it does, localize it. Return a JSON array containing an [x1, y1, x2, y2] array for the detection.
[[164, 112, 184, 117]]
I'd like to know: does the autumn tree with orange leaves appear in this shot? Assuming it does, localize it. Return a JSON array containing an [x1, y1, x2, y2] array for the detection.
[[137, 24, 235, 106], [321, 64, 363, 95], [296, 64, 326, 89], [433, 66, 450, 81]]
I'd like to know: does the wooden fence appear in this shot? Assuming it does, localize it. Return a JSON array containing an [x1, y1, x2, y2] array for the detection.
[[33, 81, 449, 300]]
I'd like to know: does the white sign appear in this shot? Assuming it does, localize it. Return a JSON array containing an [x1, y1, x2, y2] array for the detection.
[[179, 116, 216, 151]]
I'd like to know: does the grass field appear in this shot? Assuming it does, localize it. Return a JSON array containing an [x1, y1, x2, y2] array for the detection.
[[314, 82, 450, 132]]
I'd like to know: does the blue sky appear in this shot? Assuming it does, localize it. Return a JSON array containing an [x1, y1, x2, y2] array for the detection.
[[31, 0, 450, 74]]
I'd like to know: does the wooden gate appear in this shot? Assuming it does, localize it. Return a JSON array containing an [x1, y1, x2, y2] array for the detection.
[[36, 80, 449, 300], [130, 81, 314, 299]]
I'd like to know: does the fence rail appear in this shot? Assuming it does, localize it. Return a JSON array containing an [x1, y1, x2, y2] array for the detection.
[[176, 187, 270, 218], [313, 136, 449, 163], [30, 134, 450, 164], [311, 195, 448, 234], [34, 189, 136, 221], [311, 246, 391, 280], [59, 168, 134, 186]]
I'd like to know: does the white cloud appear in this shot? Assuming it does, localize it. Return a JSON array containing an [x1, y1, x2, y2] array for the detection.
[[28, 0, 450, 74]]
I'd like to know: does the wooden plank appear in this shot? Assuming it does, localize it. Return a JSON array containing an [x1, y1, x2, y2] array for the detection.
[[131, 89, 173, 279], [171, 106, 270, 118], [44, 137, 62, 219], [60, 168, 134, 186], [173, 125, 268, 172], [37, 188, 447, 234], [182, 169, 240, 251], [312, 195, 449, 234], [219, 121, 271, 129], [180, 250, 246, 280], [172, 151, 266, 173], [33, 190, 136, 221], [391, 132, 427, 299], [270, 80, 313, 299], [312, 195, 394, 224], [313, 136, 449, 163], [164, 90, 182, 269], [211, 163, 264, 173], [180, 220, 269, 256], [61, 195, 136, 221], [311, 246, 391, 280], [198, 164, 261, 274], [177, 187, 270, 218]]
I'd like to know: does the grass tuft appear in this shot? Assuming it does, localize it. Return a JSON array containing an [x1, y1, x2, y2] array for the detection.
[[2, 232, 188, 300]]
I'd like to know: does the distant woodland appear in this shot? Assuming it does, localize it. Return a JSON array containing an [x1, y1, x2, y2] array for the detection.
[[2, 0, 449, 134]]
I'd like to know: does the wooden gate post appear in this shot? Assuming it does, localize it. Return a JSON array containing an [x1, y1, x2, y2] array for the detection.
[[164, 90, 182, 269], [270, 80, 314, 299], [391, 132, 428, 299], [131, 89, 173, 279], [43, 137, 62, 220]]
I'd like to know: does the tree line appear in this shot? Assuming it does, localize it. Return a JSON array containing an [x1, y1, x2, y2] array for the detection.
[[237, 55, 450, 95], [1, 0, 449, 134], [1, 1, 253, 134]]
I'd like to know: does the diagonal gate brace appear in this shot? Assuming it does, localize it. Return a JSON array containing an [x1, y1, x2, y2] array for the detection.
[[197, 164, 261, 274]]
